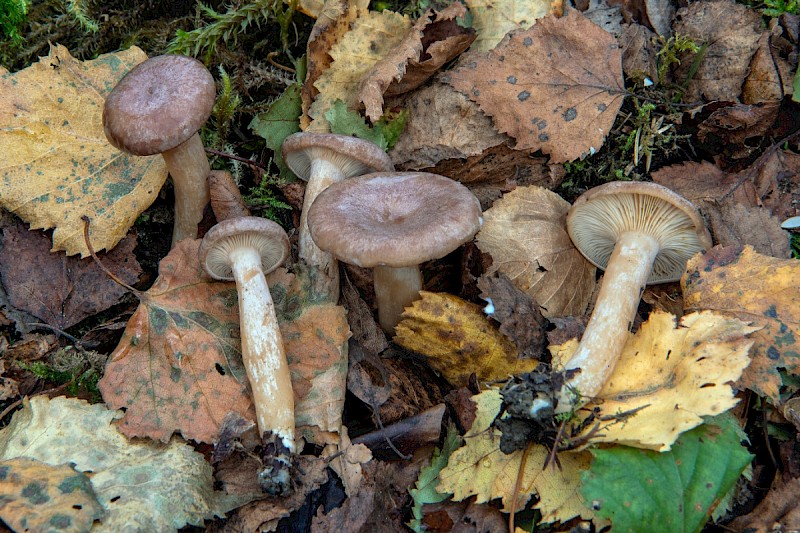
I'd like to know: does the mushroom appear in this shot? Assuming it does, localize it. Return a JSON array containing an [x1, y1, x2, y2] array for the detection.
[[555, 181, 712, 413], [282, 133, 393, 298], [198, 216, 294, 495], [103, 54, 216, 247], [307, 172, 482, 333]]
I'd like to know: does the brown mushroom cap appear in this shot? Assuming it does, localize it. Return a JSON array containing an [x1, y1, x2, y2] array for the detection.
[[281, 133, 393, 181], [567, 181, 712, 283], [103, 55, 216, 156], [199, 217, 290, 280], [307, 172, 482, 268]]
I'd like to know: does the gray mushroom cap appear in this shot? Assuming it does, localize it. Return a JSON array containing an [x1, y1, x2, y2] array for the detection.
[[199, 217, 290, 280], [103, 55, 216, 156], [567, 181, 712, 284], [282, 133, 393, 181], [307, 172, 482, 268]]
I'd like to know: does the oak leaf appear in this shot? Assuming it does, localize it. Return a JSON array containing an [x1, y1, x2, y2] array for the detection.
[[476, 186, 595, 318], [682, 245, 800, 402], [0, 44, 167, 257], [445, 9, 625, 162], [394, 291, 537, 386]]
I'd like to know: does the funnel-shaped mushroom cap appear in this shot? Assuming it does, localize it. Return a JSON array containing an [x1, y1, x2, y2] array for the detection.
[[567, 181, 712, 283], [103, 55, 216, 156], [307, 172, 482, 268], [282, 133, 393, 181], [199, 217, 290, 280]]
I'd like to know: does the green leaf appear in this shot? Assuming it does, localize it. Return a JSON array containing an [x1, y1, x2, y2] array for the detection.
[[408, 424, 462, 532], [326, 100, 388, 150], [250, 83, 302, 178], [581, 413, 753, 533], [374, 108, 409, 150]]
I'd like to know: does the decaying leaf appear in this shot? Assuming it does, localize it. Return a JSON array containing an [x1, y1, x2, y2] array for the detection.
[[729, 476, 800, 532], [359, 3, 476, 122], [0, 44, 167, 256], [437, 389, 595, 522], [0, 217, 141, 329], [742, 31, 793, 104], [682, 245, 800, 402], [445, 9, 625, 162], [465, 0, 556, 52], [308, 10, 411, 130], [0, 396, 238, 531], [0, 457, 103, 532], [476, 186, 595, 318], [394, 291, 536, 386], [550, 310, 758, 451]]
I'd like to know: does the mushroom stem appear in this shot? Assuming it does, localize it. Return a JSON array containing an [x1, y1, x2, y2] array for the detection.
[[555, 231, 660, 413], [229, 246, 295, 453], [373, 265, 423, 334], [162, 133, 211, 246]]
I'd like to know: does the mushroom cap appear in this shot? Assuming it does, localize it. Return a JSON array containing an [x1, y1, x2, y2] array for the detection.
[[199, 217, 289, 280], [307, 172, 482, 268], [103, 55, 216, 156], [567, 181, 712, 284], [281, 133, 393, 182]]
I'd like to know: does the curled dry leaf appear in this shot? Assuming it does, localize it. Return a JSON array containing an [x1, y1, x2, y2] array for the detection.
[[476, 186, 595, 318], [359, 2, 476, 122], [444, 9, 625, 163]]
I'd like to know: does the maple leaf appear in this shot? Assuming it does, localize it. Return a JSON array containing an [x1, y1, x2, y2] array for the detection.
[[682, 245, 800, 402], [0, 44, 167, 257], [444, 9, 625, 163], [476, 185, 596, 318], [394, 291, 537, 385]]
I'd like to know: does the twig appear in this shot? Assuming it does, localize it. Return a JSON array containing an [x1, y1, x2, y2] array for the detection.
[[205, 148, 270, 172], [267, 51, 295, 73], [509, 444, 531, 533]]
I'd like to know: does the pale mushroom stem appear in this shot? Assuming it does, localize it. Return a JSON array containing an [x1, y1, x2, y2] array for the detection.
[[373, 265, 423, 334], [228, 246, 295, 454], [555, 231, 660, 413], [298, 158, 345, 299], [162, 133, 211, 247]]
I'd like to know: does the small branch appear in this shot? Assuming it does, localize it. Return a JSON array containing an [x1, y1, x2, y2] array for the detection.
[[205, 148, 270, 172]]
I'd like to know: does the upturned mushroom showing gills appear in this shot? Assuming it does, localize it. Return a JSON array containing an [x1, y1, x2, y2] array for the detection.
[[555, 181, 712, 413], [307, 172, 482, 333], [198, 216, 293, 495], [103, 54, 215, 247], [282, 133, 393, 299]]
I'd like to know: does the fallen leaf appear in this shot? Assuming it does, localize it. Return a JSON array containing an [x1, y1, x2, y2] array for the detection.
[[0, 44, 167, 256], [250, 82, 302, 178], [682, 245, 800, 402], [358, 3, 476, 122], [742, 31, 793, 104], [465, 0, 556, 52], [672, 0, 763, 103], [0, 396, 239, 531], [696, 101, 780, 162], [476, 185, 596, 318], [308, 9, 411, 130], [729, 476, 800, 532], [0, 360, 18, 401], [408, 425, 462, 531], [0, 457, 103, 532], [394, 291, 536, 386], [0, 217, 141, 329], [551, 310, 758, 451], [437, 389, 595, 522], [582, 413, 753, 533], [328, 426, 373, 496], [445, 9, 625, 162], [620, 23, 658, 83]]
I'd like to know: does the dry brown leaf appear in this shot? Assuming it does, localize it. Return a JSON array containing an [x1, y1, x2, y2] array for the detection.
[[0, 217, 141, 329], [696, 101, 780, 162], [0, 44, 167, 256], [465, 0, 556, 52], [476, 186, 595, 318], [394, 291, 535, 386], [0, 360, 18, 402], [682, 245, 800, 402], [742, 31, 793, 104], [550, 310, 758, 451], [672, 0, 763, 103], [620, 23, 658, 83], [729, 476, 800, 532], [359, 3, 475, 122], [444, 9, 625, 163]]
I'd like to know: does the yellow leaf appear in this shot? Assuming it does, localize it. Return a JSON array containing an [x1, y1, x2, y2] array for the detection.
[[683, 245, 800, 402], [551, 311, 758, 451], [394, 291, 537, 385], [437, 389, 594, 522], [476, 186, 596, 318], [0, 44, 167, 257], [308, 10, 411, 130], [465, 0, 557, 52]]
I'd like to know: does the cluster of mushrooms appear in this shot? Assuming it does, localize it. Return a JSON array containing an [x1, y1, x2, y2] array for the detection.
[[102, 55, 713, 494]]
